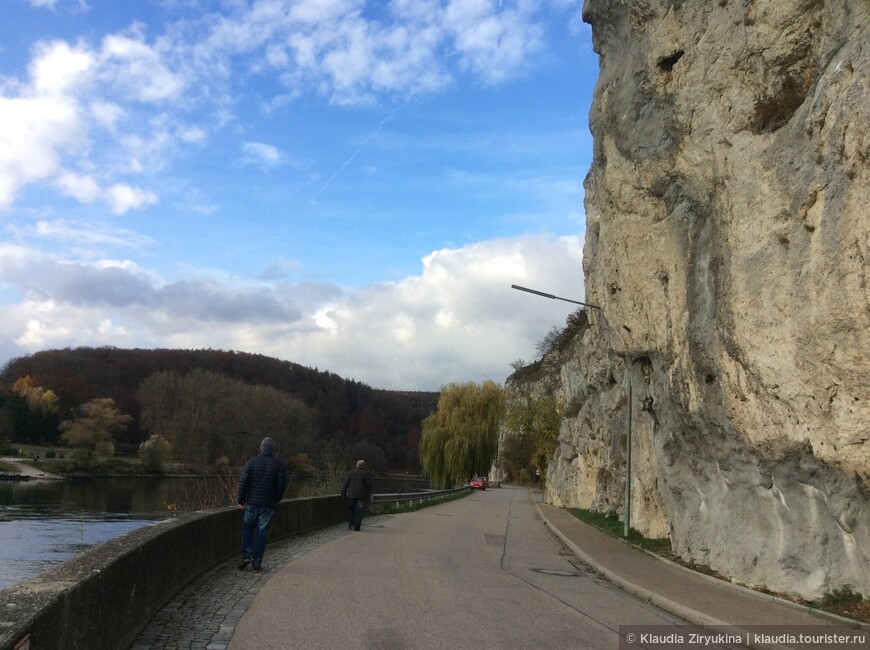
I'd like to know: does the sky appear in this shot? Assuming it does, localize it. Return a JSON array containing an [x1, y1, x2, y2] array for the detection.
[[0, 0, 599, 392]]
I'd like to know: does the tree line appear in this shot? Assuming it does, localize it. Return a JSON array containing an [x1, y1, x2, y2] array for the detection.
[[0, 347, 437, 472]]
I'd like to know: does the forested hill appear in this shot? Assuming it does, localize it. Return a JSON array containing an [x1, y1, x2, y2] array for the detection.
[[0, 347, 438, 471]]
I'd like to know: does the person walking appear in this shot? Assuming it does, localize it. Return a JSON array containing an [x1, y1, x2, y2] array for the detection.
[[341, 459, 372, 531], [237, 437, 288, 571]]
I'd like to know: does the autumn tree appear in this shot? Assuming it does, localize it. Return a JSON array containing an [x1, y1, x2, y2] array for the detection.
[[503, 392, 561, 481], [59, 398, 133, 467], [9, 376, 60, 443], [12, 376, 59, 414], [419, 381, 504, 488]]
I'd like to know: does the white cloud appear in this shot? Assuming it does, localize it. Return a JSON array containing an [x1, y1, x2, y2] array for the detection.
[[0, 233, 583, 390], [98, 33, 184, 103], [177, 125, 207, 143], [0, 95, 83, 208], [90, 100, 125, 131], [241, 141, 283, 168], [104, 183, 158, 213], [0, 23, 195, 214], [275, 233, 584, 389], [55, 170, 101, 203], [444, 0, 544, 83], [184, 0, 547, 105], [30, 40, 95, 96], [31, 219, 153, 251]]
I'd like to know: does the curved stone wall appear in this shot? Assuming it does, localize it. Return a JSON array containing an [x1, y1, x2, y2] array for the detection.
[[0, 495, 345, 650]]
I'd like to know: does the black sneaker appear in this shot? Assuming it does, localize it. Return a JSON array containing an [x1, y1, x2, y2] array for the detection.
[[252, 565, 262, 572], [238, 558, 250, 570]]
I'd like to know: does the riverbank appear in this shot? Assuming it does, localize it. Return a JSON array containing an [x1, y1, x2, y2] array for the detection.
[[0, 458, 63, 480]]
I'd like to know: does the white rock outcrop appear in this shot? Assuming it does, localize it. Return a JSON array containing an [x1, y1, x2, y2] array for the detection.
[[545, 0, 870, 599]]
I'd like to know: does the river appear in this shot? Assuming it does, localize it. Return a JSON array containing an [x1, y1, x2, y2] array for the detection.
[[0, 475, 427, 590], [0, 476, 224, 590]]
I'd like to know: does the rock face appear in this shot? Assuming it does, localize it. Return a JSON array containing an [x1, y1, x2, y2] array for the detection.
[[545, 0, 870, 599]]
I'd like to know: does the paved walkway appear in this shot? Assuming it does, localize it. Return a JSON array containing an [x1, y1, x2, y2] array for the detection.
[[132, 491, 868, 650], [532, 495, 868, 633], [132, 516, 391, 650]]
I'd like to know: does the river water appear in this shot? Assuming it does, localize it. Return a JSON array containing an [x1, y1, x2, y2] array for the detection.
[[0, 475, 426, 590], [0, 476, 221, 590]]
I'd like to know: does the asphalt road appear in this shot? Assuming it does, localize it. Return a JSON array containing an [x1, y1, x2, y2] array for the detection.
[[228, 485, 688, 649]]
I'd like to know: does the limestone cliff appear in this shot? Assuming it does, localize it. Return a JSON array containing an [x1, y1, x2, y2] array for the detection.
[[544, 0, 870, 599]]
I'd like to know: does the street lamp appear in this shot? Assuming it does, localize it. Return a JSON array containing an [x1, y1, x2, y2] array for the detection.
[[510, 284, 602, 310], [510, 283, 633, 538]]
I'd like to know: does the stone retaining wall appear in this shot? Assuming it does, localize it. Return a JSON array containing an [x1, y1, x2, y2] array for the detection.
[[0, 495, 345, 650]]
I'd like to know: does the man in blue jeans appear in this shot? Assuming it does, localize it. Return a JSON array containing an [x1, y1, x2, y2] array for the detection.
[[341, 459, 372, 531], [237, 437, 288, 571]]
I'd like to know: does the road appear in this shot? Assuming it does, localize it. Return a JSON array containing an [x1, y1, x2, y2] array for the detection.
[[0, 457, 61, 479], [228, 485, 688, 649]]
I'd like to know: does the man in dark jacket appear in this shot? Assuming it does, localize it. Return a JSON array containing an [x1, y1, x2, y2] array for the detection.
[[341, 459, 372, 531], [237, 437, 288, 571]]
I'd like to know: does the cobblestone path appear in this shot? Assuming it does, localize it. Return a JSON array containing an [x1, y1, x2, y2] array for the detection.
[[131, 516, 390, 650]]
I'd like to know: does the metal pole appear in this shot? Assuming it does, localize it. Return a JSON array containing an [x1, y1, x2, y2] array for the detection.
[[624, 377, 632, 538], [511, 284, 601, 310], [509, 282, 631, 535]]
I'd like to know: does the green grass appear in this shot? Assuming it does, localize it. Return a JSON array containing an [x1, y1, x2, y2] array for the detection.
[[0, 461, 22, 474], [568, 507, 673, 556], [821, 585, 863, 606]]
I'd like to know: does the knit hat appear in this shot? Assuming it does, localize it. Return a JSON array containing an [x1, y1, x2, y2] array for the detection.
[[261, 437, 276, 454]]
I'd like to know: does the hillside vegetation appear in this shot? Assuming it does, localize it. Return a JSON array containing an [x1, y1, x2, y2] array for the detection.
[[0, 347, 437, 472]]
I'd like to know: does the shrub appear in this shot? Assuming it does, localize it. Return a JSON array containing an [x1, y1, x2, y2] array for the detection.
[[139, 434, 173, 473]]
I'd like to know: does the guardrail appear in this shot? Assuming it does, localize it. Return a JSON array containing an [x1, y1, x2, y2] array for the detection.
[[371, 486, 470, 509]]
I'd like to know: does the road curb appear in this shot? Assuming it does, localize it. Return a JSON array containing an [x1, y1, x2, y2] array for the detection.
[[531, 496, 870, 633], [532, 498, 729, 628]]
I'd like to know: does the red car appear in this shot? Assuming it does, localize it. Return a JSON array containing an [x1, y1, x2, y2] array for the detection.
[[470, 476, 486, 490]]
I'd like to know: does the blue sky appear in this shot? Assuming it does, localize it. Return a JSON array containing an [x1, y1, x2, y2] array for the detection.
[[0, 0, 597, 391]]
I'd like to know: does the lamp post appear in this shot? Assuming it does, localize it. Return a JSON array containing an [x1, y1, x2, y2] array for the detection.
[[510, 284, 602, 310], [624, 380, 632, 538], [510, 283, 633, 538]]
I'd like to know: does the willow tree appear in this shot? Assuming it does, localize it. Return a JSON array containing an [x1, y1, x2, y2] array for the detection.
[[420, 381, 504, 488]]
